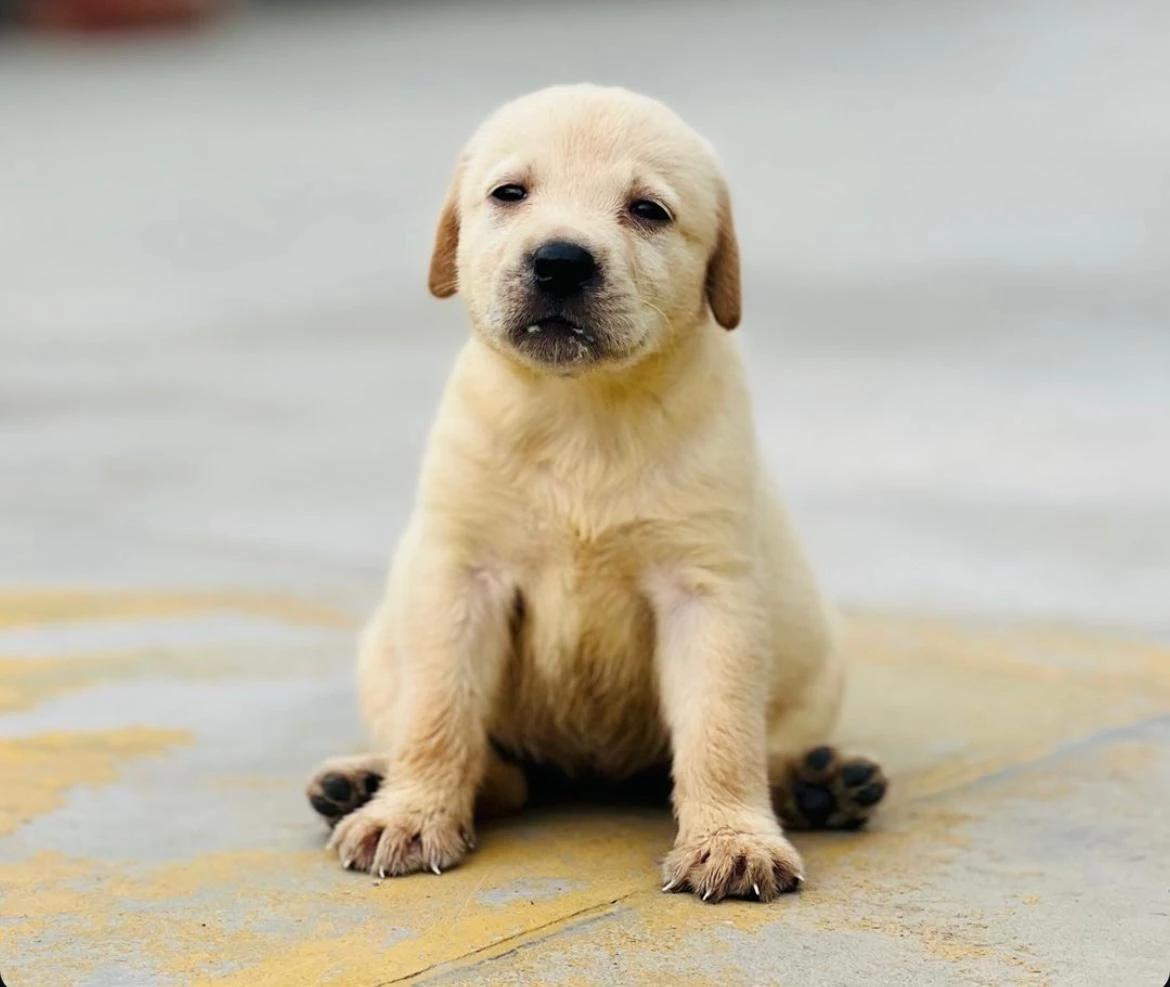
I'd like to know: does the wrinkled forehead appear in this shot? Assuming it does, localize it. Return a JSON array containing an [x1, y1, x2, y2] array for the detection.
[[462, 92, 723, 229]]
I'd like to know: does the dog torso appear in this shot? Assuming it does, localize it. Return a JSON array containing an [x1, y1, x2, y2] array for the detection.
[[494, 535, 665, 776], [384, 331, 820, 778]]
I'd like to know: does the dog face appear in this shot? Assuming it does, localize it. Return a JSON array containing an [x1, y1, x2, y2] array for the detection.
[[428, 85, 741, 374]]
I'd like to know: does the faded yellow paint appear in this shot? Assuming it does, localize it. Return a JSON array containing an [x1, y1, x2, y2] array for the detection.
[[0, 819, 668, 986], [406, 803, 1025, 986], [0, 727, 192, 835], [0, 646, 338, 714], [0, 653, 145, 712], [2, 593, 1168, 986], [188, 816, 668, 987], [837, 614, 1170, 801], [0, 798, 1028, 986], [0, 585, 357, 713], [0, 811, 969, 986], [0, 587, 356, 631], [843, 612, 1170, 690]]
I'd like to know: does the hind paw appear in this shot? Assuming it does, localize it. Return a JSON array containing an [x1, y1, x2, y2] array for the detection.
[[775, 746, 888, 831], [306, 754, 386, 828]]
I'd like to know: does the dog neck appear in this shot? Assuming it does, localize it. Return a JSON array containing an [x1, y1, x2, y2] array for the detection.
[[449, 315, 750, 460]]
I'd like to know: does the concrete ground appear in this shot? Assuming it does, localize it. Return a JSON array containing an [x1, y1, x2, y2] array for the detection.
[[1, 1, 1168, 984]]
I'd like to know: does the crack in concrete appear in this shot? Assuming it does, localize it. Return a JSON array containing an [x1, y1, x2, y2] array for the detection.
[[374, 890, 640, 985]]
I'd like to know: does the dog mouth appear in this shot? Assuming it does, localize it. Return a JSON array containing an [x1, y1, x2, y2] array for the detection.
[[508, 315, 603, 365]]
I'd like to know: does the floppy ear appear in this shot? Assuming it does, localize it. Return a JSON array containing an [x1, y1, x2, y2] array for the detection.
[[705, 187, 742, 330], [427, 159, 465, 299]]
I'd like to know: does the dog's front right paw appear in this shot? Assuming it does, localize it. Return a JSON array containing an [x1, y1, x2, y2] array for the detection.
[[326, 790, 475, 878]]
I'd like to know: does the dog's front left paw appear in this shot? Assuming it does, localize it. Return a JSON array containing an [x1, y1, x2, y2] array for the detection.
[[776, 746, 889, 831], [326, 790, 475, 878], [661, 822, 804, 903]]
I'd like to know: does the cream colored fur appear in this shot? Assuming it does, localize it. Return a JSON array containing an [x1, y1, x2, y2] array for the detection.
[[324, 84, 845, 901]]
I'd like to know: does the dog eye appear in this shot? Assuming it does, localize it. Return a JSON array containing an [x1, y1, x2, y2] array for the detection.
[[629, 199, 671, 223], [490, 184, 528, 203]]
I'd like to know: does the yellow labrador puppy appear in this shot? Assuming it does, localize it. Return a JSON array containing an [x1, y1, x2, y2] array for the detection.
[[307, 84, 886, 902]]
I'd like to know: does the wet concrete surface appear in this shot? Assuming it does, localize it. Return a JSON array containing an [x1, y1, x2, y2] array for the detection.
[[1, 1, 1168, 984]]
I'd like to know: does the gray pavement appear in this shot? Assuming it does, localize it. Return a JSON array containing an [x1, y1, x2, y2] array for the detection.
[[1, 2, 1169, 984], [2, 0, 1168, 630]]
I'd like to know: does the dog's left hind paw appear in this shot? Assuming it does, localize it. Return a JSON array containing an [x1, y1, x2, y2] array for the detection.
[[774, 746, 888, 831]]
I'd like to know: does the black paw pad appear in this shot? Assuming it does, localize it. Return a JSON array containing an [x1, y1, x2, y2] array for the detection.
[[309, 794, 342, 820], [321, 773, 353, 802], [307, 768, 383, 827], [803, 746, 834, 772], [854, 779, 887, 807], [776, 748, 889, 832], [840, 761, 876, 787], [792, 779, 835, 828]]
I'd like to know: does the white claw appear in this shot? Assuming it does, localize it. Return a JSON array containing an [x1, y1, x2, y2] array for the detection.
[[342, 856, 353, 870], [753, 883, 761, 898], [702, 889, 713, 902], [662, 879, 677, 893], [431, 863, 442, 876], [378, 867, 386, 879], [795, 873, 805, 886]]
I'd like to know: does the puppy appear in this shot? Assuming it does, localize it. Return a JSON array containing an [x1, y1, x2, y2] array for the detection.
[[307, 84, 886, 902]]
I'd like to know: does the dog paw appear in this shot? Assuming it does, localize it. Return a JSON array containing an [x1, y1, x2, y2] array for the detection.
[[776, 746, 888, 831], [306, 755, 386, 828], [326, 791, 475, 877], [661, 824, 804, 903]]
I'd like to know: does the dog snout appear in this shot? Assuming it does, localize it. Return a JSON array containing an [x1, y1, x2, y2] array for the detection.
[[531, 241, 598, 299]]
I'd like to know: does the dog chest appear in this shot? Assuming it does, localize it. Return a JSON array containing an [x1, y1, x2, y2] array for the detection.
[[492, 552, 670, 776]]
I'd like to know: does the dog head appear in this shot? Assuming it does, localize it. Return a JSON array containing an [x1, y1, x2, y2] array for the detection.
[[428, 84, 740, 374]]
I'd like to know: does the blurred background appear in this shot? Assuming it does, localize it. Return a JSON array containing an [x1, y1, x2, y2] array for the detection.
[[2, 0, 1168, 633]]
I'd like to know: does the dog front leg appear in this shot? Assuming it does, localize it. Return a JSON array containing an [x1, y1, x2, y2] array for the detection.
[[649, 572, 804, 902], [329, 555, 514, 877]]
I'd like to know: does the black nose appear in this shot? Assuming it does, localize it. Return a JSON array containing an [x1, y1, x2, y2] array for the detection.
[[532, 241, 598, 298]]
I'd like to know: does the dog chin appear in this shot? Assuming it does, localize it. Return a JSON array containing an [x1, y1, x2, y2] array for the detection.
[[504, 316, 610, 370]]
